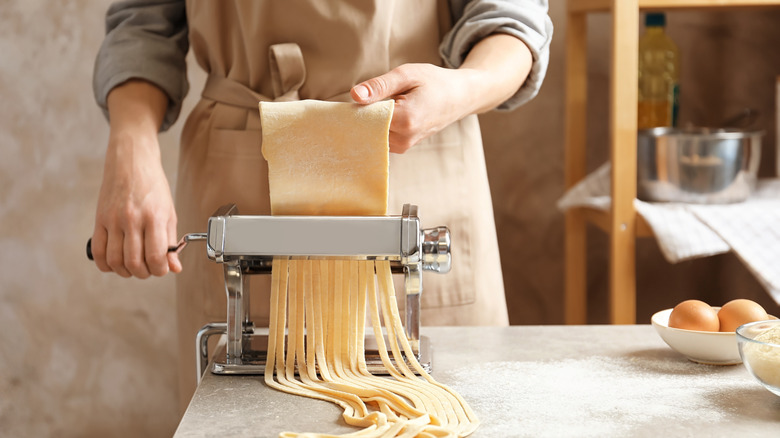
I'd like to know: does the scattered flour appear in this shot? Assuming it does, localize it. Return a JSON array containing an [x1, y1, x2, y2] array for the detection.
[[443, 356, 745, 438]]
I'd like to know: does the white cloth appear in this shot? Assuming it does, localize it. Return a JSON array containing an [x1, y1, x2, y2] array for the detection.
[[558, 163, 780, 304]]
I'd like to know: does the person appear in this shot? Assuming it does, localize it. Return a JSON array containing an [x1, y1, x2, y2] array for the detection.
[[91, 0, 553, 410]]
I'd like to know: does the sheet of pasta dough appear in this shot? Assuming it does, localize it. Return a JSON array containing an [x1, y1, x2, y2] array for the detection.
[[260, 100, 393, 216]]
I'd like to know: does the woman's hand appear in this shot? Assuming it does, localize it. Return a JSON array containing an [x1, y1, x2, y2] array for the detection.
[[351, 63, 470, 153], [90, 80, 182, 278], [350, 33, 532, 153]]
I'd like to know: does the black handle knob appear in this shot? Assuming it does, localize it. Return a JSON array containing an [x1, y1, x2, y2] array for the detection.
[[87, 238, 183, 261]]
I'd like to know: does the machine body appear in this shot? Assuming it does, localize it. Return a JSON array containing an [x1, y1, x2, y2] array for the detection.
[[191, 204, 451, 378]]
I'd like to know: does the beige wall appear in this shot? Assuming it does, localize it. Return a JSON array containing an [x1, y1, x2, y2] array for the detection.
[[1, 1, 779, 436], [1, 1, 192, 435]]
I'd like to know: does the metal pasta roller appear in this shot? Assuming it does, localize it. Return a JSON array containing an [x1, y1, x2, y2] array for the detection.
[[181, 203, 451, 379]]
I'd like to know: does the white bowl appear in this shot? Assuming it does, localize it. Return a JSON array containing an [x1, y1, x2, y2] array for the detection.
[[651, 308, 741, 365]]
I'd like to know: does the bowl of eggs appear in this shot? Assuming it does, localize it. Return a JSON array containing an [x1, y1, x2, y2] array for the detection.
[[651, 299, 773, 365], [736, 320, 780, 396]]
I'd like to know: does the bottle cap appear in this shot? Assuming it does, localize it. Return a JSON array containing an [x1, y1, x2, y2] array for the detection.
[[645, 13, 665, 27]]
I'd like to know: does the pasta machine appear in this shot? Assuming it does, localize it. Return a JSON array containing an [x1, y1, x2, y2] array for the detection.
[[181, 203, 451, 379]]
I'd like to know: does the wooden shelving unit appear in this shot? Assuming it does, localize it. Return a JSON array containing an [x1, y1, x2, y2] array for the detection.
[[564, 0, 780, 325]]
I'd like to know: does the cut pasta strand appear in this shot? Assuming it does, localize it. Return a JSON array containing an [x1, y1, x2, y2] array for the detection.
[[265, 258, 479, 437]]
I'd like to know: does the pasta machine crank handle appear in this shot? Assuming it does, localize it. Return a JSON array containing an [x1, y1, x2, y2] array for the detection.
[[85, 233, 207, 261]]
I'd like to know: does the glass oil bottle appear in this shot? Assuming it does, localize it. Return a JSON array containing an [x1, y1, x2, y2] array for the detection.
[[638, 12, 680, 129]]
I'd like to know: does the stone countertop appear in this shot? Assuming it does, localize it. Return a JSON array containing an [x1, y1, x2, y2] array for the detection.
[[174, 326, 780, 437]]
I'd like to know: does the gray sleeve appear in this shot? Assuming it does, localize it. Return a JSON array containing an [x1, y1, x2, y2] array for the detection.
[[441, 0, 553, 111], [93, 0, 189, 132]]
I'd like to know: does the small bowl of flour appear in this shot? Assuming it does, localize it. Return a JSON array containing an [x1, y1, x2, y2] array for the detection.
[[737, 320, 780, 397]]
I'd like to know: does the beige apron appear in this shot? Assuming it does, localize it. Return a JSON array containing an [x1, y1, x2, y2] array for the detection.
[[175, 0, 508, 409]]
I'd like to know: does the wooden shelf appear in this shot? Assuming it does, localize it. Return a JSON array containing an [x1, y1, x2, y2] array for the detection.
[[563, 0, 780, 325], [569, 0, 780, 13], [577, 207, 654, 237]]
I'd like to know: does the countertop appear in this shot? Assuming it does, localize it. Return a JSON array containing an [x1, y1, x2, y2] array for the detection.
[[174, 325, 780, 437]]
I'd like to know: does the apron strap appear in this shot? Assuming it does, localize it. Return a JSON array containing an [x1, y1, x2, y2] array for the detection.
[[201, 76, 269, 110], [268, 43, 306, 101], [201, 43, 306, 108]]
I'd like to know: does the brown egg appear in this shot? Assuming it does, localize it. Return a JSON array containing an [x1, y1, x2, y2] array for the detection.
[[668, 300, 720, 331], [718, 299, 768, 332]]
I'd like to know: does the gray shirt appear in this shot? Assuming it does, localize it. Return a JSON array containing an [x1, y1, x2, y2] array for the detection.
[[94, 0, 553, 131]]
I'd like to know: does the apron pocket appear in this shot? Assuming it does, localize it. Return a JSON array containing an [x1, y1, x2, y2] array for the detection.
[[388, 122, 476, 309], [206, 129, 263, 158], [413, 122, 460, 150], [197, 128, 270, 320]]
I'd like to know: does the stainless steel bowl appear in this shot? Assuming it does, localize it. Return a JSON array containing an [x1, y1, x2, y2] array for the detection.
[[637, 127, 762, 203]]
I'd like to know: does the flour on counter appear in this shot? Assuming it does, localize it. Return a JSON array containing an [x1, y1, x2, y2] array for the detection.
[[442, 356, 747, 438]]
